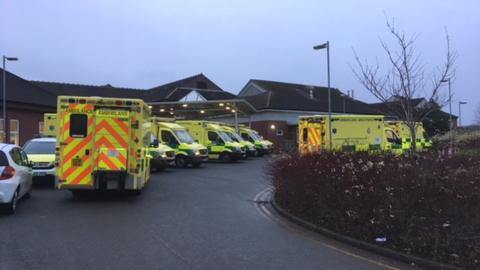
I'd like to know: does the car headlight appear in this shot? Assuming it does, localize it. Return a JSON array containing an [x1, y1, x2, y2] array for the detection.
[[161, 153, 167, 158], [194, 150, 200, 156]]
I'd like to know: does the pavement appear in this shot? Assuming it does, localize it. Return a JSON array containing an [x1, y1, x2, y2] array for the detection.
[[0, 157, 418, 270]]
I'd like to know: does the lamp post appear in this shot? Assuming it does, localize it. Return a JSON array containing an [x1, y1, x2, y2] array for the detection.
[[313, 41, 332, 150], [2, 56, 18, 143], [458, 101, 467, 127]]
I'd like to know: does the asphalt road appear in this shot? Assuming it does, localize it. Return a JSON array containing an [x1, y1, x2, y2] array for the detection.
[[0, 158, 416, 270]]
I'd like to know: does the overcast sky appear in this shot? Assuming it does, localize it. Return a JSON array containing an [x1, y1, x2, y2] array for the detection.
[[1, 0, 479, 124]]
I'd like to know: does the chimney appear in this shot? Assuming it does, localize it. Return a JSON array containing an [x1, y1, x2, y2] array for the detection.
[[350, 89, 354, 99], [309, 87, 314, 99]]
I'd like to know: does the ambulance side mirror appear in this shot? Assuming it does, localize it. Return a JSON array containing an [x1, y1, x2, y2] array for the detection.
[[151, 139, 159, 148]]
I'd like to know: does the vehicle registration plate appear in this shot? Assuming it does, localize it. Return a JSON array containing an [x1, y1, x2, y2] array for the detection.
[[33, 172, 46, 176]]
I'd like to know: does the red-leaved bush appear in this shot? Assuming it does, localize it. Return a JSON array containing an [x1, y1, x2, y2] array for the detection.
[[270, 151, 480, 269]]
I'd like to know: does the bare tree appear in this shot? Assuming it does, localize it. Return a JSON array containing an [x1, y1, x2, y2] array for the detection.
[[352, 18, 456, 151]]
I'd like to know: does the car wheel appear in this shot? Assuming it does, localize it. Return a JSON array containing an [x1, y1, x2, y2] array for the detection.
[[175, 156, 188, 168], [220, 152, 232, 163], [4, 189, 19, 214]]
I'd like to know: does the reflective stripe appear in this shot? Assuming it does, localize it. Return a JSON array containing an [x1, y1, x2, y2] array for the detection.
[[96, 120, 129, 148], [71, 167, 93, 185]]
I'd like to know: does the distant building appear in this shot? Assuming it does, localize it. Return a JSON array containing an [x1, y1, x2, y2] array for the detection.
[[0, 69, 56, 145]]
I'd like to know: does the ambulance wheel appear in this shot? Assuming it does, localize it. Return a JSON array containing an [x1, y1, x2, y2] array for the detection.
[[175, 156, 188, 168], [131, 189, 142, 196], [70, 190, 85, 198], [220, 152, 232, 163], [191, 162, 202, 168]]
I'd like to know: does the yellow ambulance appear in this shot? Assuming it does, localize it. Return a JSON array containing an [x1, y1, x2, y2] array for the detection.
[[55, 96, 152, 195], [143, 121, 175, 172], [177, 120, 246, 162], [237, 126, 273, 156], [386, 121, 432, 150], [298, 115, 386, 155], [151, 117, 208, 168], [43, 113, 57, 137], [218, 124, 257, 158]]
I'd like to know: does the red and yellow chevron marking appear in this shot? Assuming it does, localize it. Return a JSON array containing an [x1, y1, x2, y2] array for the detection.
[[308, 127, 320, 145], [59, 104, 96, 186], [93, 117, 130, 171]]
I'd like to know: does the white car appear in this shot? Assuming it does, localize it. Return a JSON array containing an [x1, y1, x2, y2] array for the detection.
[[0, 143, 33, 214]]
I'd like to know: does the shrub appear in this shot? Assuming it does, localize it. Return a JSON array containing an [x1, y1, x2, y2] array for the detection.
[[270, 151, 480, 269], [434, 127, 480, 156]]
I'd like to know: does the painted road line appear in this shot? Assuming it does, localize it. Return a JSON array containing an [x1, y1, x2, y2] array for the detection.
[[253, 188, 402, 270]]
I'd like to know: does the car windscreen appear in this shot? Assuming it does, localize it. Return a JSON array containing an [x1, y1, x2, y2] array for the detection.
[[225, 131, 239, 142], [174, 130, 194, 144], [253, 132, 264, 140], [231, 131, 244, 142], [250, 131, 262, 141], [219, 131, 233, 142], [23, 141, 56, 154], [0, 151, 8, 166]]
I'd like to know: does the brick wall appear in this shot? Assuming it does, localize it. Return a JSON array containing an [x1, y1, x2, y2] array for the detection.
[[248, 120, 298, 153], [2, 107, 54, 145]]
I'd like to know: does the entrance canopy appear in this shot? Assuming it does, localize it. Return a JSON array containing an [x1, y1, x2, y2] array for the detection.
[[147, 99, 257, 127]]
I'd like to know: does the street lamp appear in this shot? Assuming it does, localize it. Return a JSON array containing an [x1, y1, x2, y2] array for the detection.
[[458, 101, 467, 127], [2, 56, 18, 144], [313, 41, 332, 150]]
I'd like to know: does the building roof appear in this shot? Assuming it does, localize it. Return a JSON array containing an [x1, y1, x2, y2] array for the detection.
[[164, 87, 236, 101], [369, 97, 458, 119], [369, 98, 426, 114], [144, 73, 225, 102], [31, 81, 146, 99], [0, 68, 57, 108], [240, 79, 377, 114]]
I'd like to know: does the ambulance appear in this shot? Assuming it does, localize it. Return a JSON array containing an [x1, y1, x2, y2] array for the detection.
[[237, 126, 273, 156], [298, 115, 386, 155], [152, 118, 208, 168], [177, 121, 246, 162], [55, 96, 152, 195], [22, 113, 57, 182], [386, 121, 432, 150], [143, 121, 175, 172], [43, 113, 57, 137], [218, 124, 257, 158]]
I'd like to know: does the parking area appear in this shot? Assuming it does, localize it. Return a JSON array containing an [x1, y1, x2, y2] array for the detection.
[[0, 158, 412, 270]]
